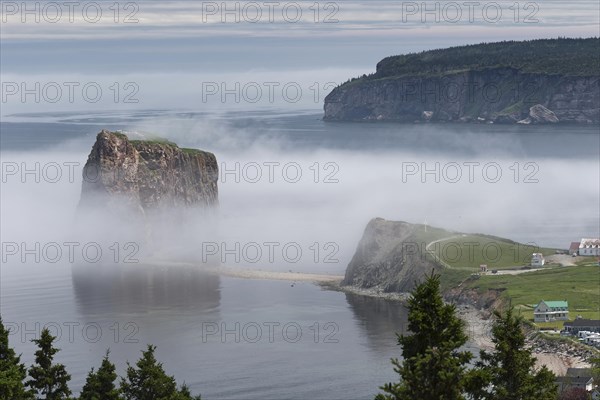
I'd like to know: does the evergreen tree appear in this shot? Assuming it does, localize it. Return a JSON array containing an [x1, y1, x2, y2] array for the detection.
[[375, 272, 473, 400], [120, 345, 201, 400], [25, 328, 72, 399], [0, 316, 34, 399], [176, 383, 202, 400], [79, 350, 122, 400], [473, 308, 557, 400]]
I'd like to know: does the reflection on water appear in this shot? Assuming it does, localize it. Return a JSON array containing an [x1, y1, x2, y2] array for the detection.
[[2, 260, 407, 399], [345, 293, 408, 355], [71, 264, 221, 316]]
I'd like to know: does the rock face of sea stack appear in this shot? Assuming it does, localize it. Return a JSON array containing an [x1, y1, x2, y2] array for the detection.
[[79, 130, 218, 215]]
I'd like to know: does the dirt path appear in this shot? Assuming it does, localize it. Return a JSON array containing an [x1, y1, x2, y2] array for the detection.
[[491, 267, 547, 275], [426, 235, 468, 270], [546, 254, 583, 266], [425, 236, 567, 276]]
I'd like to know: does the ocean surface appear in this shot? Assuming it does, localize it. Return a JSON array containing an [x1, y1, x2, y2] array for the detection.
[[1, 109, 599, 399]]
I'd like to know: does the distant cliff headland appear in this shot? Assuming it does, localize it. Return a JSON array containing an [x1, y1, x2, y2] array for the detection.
[[79, 130, 218, 216], [340, 218, 599, 322], [342, 218, 441, 293], [340, 217, 560, 294], [324, 38, 600, 124]]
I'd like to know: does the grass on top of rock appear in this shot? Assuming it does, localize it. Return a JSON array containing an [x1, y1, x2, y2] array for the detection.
[[107, 131, 206, 156], [111, 131, 129, 140], [181, 147, 205, 155], [130, 137, 179, 147], [431, 234, 557, 271]]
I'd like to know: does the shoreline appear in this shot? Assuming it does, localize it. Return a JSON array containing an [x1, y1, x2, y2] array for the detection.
[[318, 280, 411, 302], [143, 262, 594, 375], [322, 280, 594, 375], [137, 261, 345, 283]]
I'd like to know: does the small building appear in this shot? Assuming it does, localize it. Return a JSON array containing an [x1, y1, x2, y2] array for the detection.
[[534, 300, 569, 322], [566, 368, 592, 378], [556, 368, 595, 391], [579, 238, 600, 256], [556, 375, 594, 391], [531, 253, 545, 267], [479, 264, 488, 274], [569, 242, 580, 256], [564, 317, 600, 334]]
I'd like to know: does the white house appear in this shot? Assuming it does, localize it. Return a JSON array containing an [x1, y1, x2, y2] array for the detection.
[[534, 300, 569, 322], [579, 238, 600, 256], [556, 375, 594, 392], [531, 253, 545, 267]]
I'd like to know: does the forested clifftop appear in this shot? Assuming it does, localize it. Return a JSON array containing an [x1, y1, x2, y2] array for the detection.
[[324, 38, 600, 124]]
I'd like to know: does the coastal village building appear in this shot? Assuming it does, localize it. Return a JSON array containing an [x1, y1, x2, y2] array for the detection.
[[534, 300, 569, 322], [564, 317, 600, 334], [531, 253, 545, 267], [556, 376, 594, 392], [569, 242, 580, 255], [556, 368, 595, 392], [579, 238, 600, 256]]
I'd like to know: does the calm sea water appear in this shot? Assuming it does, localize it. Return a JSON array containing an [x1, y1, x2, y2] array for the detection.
[[0, 262, 410, 399], [1, 109, 598, 398]]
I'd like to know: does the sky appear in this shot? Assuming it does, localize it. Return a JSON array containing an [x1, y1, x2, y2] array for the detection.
[[1, 3, 599, 250], [1, 0, 599, 114]]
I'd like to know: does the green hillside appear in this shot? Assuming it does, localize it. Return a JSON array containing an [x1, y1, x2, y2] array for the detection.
[[430, 234, 556, 271], [416, 228, 599, 329], [465, 265, 600, 327]]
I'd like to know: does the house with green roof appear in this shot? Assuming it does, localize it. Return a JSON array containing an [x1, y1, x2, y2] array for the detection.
[[534, 300, 569, 322]]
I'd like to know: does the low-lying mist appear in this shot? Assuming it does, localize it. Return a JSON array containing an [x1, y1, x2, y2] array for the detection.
[[2, 116, 598, 277]]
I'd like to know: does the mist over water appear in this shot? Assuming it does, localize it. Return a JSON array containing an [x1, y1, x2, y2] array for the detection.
[[3, 111, 597, 255], [1, 110, 599, 397]]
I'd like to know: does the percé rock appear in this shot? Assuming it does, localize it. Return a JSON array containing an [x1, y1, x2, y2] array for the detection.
[[79, 130, 218, 214], [343, 218, 440, 293], [324, 38, 600, 124]]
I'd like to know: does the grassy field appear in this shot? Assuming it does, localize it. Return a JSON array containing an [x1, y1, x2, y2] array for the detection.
[[431, 234, 557, 271], [439, 268, 472, 292], [404, 224, 598, 329], [462, 265, 600, 328]]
